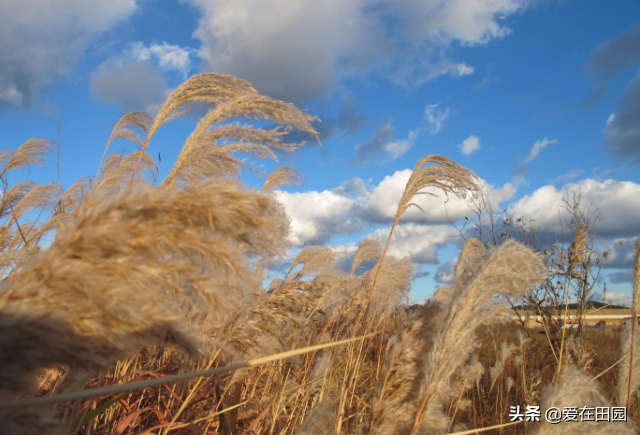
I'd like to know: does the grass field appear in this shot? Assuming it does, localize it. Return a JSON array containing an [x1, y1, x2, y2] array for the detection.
[[0, 73, 638, 435]]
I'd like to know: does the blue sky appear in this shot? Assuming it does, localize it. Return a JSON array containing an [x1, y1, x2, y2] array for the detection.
[[1, 0, 640, 304]]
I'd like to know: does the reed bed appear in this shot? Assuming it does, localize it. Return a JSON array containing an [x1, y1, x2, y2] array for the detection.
[[0, 73, 638, 435]]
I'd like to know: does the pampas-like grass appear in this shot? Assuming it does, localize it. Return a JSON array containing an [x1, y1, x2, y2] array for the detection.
[[261, 166, 306, 194], [367, 302, 442, 435], [0, 138, 54, 177], [367, 239, 546, 435], [531, 366, 637, 435], [408, 240, 545, 434], [9, 183, 62, 222], [341, 256, 414, 325], [161, 80, 318, 185], [95, 111, 154, 183], [95, 151, 158, 194], [295, 396, 339, 435], [350, 240, 383, 277], [362, 155, 482, 326], [125, 73, 262, 186], [0, 177, 286, 395], [226, 280, 326, 358], [619, 329, 640, 408], [285, 246, 342, 282]]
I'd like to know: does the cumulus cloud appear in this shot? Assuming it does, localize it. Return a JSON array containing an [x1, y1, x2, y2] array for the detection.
[[459, 135, 481, 155], [359, 169, 516, 224], [424, 103, 450, 134], [0, 0, 137, 110], [185, 0, 529, 103], [386, 130, 419, 159], [353, 119, 419, 163], [332, 177, 370, 197], [599, 290, 632, 306], [367, 224, 458, 264], [507, 179, 640, 239], [274, 190, 360, 246], [516, 138, 556, 174], [272, 166, 515, 249], [128, 42, 197, 78]]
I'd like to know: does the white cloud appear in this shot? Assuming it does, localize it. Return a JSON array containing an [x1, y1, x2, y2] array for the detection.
[[601, 238, 638, 269], [435, 258, 458, 283], [459, 135, 481, 155], [0, 0, 137, 108], [507, 179, 640, 238], [385, 130, 418, 159], [355, 119, 421, 163], [424, 103, 450, 134], [185, 0, 529, 102], [274, 190, 359, 246], [128, 42, 196, 78], [271, 166, 516, 250], [367, 224, 458, 264], [359, 169, 517, 224], [599, 290, 632, 306]]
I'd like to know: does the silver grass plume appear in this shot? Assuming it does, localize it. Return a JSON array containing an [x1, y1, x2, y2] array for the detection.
[[531, 367, 637, 435], [0, 139, 54, 177], [0, 177, 286, 395], [261, 166, 306, 194], [367, 239, 546, 435], [362, 155, 482, 323], [94, 111, 154, 184], [162, 80, 318, 185], [350, 240, 383, 277]]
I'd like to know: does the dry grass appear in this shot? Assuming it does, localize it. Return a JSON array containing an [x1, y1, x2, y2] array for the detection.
[[0, 73, 638, 435]]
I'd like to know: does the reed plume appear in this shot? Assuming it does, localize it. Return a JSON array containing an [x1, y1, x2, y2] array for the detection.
[[0, 182, 36, 219], [164, 92, 318, 185], [0, 177, 285, 395], [261, 166, 306, 194], [0, 139, 54, 177], [95, 151, 158, 194], [368, 239, 546, 435], [285, 246, 341, 283], [350, 239, 383, 277], [94, 111, 154, 184], [362, 155, 482, 326], [128, 74, 260, 185], [532, 367, 637, 434]]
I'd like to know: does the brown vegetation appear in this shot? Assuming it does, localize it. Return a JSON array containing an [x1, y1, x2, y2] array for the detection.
[[0, 73, 638, 435]]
